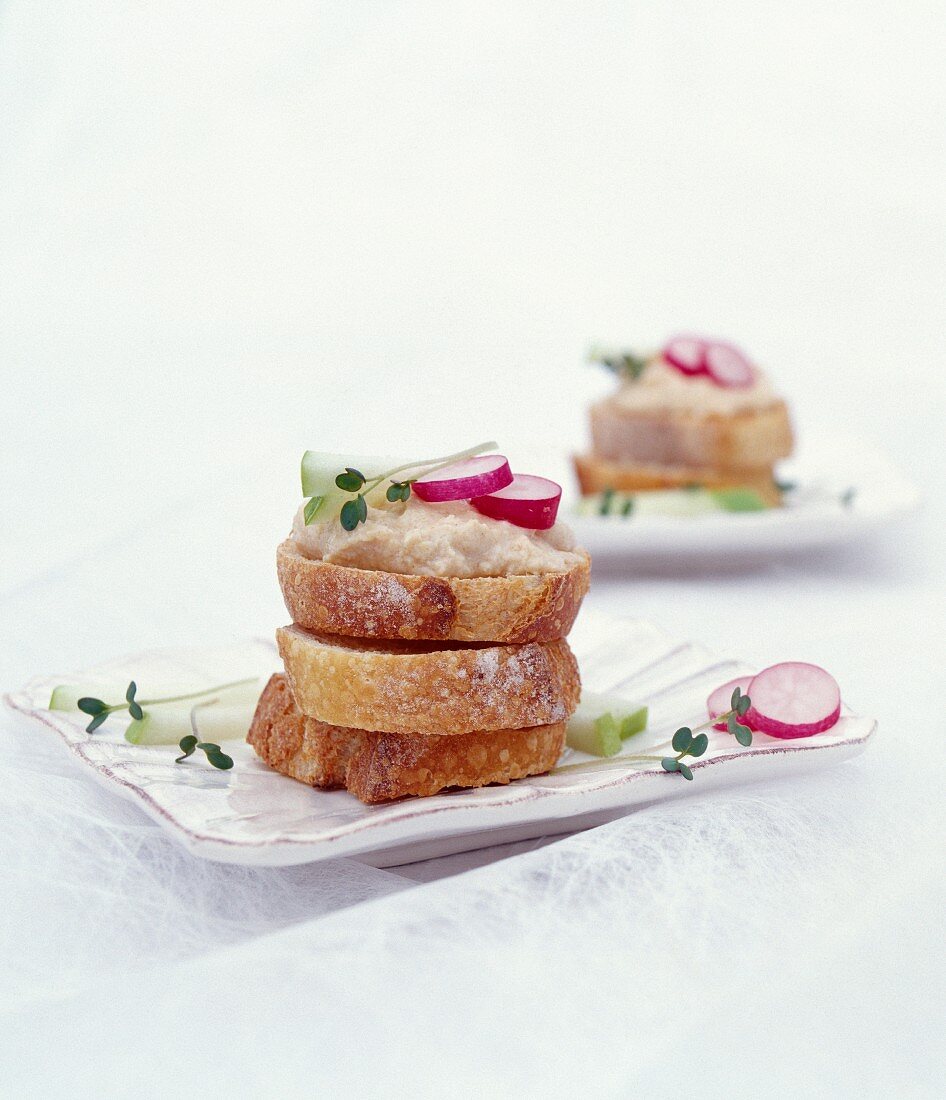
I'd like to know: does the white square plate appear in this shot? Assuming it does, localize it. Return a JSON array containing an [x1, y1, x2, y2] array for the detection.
[[4, 612, 875, 867]]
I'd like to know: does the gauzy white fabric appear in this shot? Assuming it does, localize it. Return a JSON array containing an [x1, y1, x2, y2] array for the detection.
[[2, 2, 945, 1096]]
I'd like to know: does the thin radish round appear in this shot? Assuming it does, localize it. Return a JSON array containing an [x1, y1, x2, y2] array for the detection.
[[707, 676, 754, 731], [663, 335, 707, 375], [471, 473, 562, 530], [412, 455, 512, 502], [745, 662, 841, 739], [705, 342, 756, 388]]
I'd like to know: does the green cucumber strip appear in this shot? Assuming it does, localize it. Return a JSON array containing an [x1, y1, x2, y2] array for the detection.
[[301, 451, 402, 498], [49, 683, 126, 712], [566, 692, 649, 756], [619, 706, 648, 739], [126, 702, 257, 745], [709, 488, 767, 512]]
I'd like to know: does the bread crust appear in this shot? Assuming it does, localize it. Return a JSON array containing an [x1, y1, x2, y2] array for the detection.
[[277, 625, 580, 735], [248, 674, 565, 802], [573, 453, 783, 507], [277, 540, 590, 644], [589, 397, 793, 470]]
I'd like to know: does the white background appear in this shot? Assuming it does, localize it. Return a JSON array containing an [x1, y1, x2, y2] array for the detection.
[[1, 3, 944, 1097]]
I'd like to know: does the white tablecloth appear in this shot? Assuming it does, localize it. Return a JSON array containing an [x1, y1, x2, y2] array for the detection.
[[2, 3, 944, 1096]]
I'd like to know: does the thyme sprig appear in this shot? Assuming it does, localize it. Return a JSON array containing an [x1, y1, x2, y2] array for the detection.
[[76, 678, 257, 736]]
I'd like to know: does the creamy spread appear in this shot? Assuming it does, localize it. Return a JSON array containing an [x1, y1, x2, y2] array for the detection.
[[614, 356, 779, 415], [291, 496, 583, 578]]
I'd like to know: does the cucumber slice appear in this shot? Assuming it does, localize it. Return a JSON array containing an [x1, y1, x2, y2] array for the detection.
[[49, 683, 125, 712], [566, 692, 649, 756], [301, 451, 402, 499], [709, 488, 767, 512], [126, 701, 259, 745]]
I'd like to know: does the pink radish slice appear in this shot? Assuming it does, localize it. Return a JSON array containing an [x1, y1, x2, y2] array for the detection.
[[707, 676, 754, 731], [663, 335, 707, 375], [412, 455, 513, 502], [744, 662, 841, 739], [705, 342, 756, 388], [470, 473, 562, 530]]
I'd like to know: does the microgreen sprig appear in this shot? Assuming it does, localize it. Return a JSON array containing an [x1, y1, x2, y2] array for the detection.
[[661, 685, 753, 780], [175, 699, 235, 770], [76, 678, 257, 735], [588, 346, 649, 382]]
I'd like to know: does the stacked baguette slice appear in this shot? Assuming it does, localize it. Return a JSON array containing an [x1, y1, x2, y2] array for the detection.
[[248, 540, 590, 802]]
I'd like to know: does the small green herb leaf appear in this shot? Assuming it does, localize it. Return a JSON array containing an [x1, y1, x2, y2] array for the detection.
[[128, 700, 144, 721], [206, 749, 234, 771], [355, 493, 368, 523], [661, 757, 680, 773], [86, 712, 108, 733], [730, 686, 742, 711], [125, 682, 137, 704], [733, 724, 753, 747], [672, 726, 692, 753], [678, 763, 694, 781], [77, 697, 106, 716], [175, 735, 197, 763], [340, 499, 360, 531], [737, 694, 751, 717], [303, 495, 325, 525], [335, 468, 366, 492], [689, 733, 709, 758], [386, 483, 402, 502]]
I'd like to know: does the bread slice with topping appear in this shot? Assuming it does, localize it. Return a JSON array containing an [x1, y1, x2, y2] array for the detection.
[[277, 540, 590, 644], [573, 453, 783, 506], [277, 624, 580, 736], [248, 674, 565, 803]]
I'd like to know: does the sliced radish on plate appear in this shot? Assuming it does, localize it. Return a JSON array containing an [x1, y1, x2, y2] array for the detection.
[[705, 342, 756, 388], [663, 335, 707, 375], [707, 676, 754, 730], [471, 474, 562, 530], [745, 662, 841, 739], [412, 455, 513, 502]]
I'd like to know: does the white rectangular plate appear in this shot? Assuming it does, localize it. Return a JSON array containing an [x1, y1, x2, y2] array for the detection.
[[4, 613, 875, 867], [567, 437, 919, 560]]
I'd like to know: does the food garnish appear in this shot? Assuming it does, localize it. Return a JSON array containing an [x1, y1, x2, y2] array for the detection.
[[301, 442, 499, 529], [412, 455, 513, 503], [661, 684, 754, 780], [707, 676, 754, 730], [590, 336, 757, 388], [175, 700, 235, 770], [51, 677, 259, 741], [566, 692, 648, 756], [470, 473, 562, 530], [575, 486, 768, 518], [742, 662, 841, 739], [587, 346, 648, 381], [662, 335, 706, 375], [300, 443, 563, 531]]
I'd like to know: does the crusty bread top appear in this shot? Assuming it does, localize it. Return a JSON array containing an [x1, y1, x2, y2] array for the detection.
[[277, 540, 590, 643], [589, 397, 793, 470], [277, 624, 580, 736]]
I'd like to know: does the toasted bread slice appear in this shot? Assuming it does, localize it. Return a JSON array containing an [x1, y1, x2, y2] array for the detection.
[[277, 625, 580, 736], [248, 674, 566, 802], [277, 540, 590, 644], [573, 453, 783, 506], [589, 396, 793, 471]]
